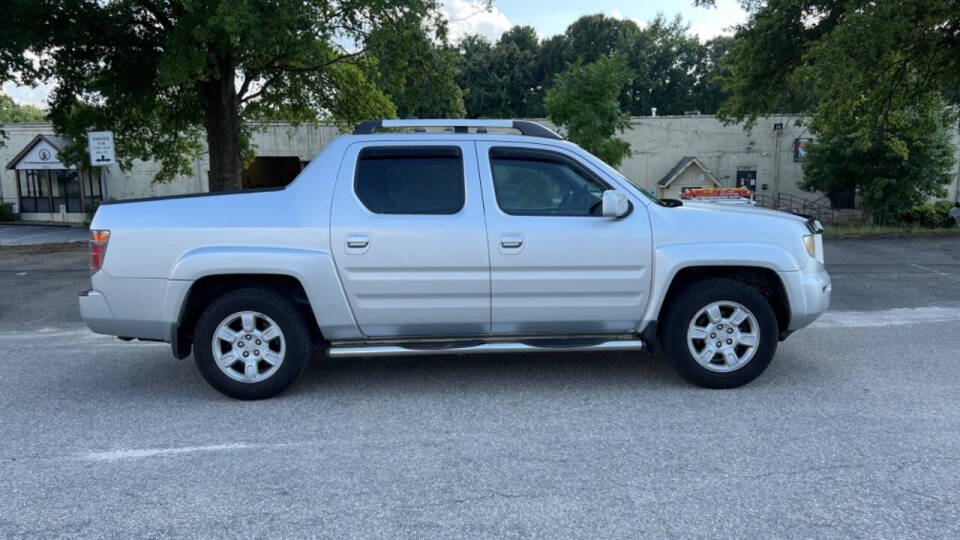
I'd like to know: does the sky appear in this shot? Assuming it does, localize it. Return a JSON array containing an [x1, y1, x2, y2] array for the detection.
[[443, 0, 748, 44], [2, 0, 748, 107]]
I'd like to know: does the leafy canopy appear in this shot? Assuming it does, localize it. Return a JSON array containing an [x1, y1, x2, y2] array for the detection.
[[546, 55, 632, 167], [705, 0, 959, 217], [457, 13, 734, 119], [1, 0, 453, 189], [364, 9, 465, 119], [709, 0, 960, 147], [802, 109, 956, 224], [0, 93, 46, 130]]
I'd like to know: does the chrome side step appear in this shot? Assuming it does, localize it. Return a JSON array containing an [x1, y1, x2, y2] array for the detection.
[[327, 339, 645, 358]]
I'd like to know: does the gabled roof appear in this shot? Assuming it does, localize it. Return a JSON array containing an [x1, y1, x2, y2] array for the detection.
[[5, 134, 74, 170], [658, 156, 721, 188]]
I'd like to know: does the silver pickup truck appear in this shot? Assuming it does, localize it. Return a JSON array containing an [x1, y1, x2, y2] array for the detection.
[[80, 119, 831, 399]]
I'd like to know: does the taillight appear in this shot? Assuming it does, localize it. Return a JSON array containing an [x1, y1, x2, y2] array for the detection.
[[90, 230, 110, 273]]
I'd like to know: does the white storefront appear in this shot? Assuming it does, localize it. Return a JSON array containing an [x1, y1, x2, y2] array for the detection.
[[4, 134, 103, 223]]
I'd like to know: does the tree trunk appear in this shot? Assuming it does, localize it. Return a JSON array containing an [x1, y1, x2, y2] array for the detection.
[[200, 53, 242, 192]]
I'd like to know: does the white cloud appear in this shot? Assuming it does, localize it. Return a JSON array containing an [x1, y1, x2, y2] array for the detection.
[[609, 9, 648, 31], [688, 0, 746, 41], [2, 81, 52, 108], [444, 0, 513, 43]]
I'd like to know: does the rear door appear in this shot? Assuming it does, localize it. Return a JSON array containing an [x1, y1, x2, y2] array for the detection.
[[476, 142, 653, 334], [330, 141, 490, 338]]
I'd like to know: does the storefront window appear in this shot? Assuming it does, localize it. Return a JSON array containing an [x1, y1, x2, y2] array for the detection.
[[18, 169, 102, 214], [19, 170, 51, 213]]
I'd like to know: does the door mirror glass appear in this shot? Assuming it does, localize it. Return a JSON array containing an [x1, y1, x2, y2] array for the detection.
[[601, 190, 630, 218]]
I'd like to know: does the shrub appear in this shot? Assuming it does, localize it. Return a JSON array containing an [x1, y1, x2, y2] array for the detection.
[[0, 203, 15, 222], [903, 200, 955, 228]]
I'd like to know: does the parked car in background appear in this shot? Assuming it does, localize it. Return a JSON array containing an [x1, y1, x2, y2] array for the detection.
[[80, 120, 831, 399]]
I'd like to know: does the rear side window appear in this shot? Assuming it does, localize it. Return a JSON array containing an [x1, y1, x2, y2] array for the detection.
[[354, 146, 464, 214]]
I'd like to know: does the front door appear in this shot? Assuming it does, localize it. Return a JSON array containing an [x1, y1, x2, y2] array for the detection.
[[329, 142, 490, 338], [476, 142, 653, 334], [736, 170, 757, 192]]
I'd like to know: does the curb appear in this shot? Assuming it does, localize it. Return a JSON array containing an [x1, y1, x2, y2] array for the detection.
[[0, 221, 88, 229], [0, 242, 87, 253]]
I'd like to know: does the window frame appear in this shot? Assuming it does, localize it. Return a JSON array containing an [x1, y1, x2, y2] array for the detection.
[[488, 146, 613, 217], [352, 145, 466, 216]]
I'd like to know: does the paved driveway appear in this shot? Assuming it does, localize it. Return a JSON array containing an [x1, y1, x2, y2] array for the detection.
[[0, 224, 88, 246], [1, 238, 959, 538]]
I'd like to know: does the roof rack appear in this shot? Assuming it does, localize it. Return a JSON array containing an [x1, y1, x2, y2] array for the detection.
[[353, 119, 563, 140]]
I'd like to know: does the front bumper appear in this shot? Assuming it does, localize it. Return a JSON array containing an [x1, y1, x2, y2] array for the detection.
[[781, 269, 831, 331]]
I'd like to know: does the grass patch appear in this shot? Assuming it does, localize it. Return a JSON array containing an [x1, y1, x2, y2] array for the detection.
[[824, 224, 960, 237]]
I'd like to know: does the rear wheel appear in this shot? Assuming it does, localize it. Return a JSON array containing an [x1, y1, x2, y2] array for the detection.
[[193, 288, 312, 400], [661, 279, 778, 388]]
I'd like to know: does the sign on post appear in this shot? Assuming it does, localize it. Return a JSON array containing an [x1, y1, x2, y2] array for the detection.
[[87, 131, 116, 166]]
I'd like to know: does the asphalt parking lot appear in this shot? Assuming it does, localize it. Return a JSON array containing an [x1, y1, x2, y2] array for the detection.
[[1, 236, 959, 538]]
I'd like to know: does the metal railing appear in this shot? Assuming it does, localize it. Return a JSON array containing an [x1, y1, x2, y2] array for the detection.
[[754, 192, 837, 223]]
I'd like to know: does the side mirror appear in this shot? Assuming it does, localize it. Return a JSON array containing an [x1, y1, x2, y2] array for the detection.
[[601, 190, 630, 218]]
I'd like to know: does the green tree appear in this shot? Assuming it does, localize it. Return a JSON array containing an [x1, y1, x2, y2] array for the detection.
[[705, 0, 959, 140], [536, 35, 570, 90], [701, 0, 960, 216], [0, 93, 46, 124], [0, 94, 47, 148], [456, 13, 733, 119], [546, 55, 632, 166], [2, 0, 446, 191], [802, 109, 956, 224], [457, 26, 545, 118], [490, 26, 545, 118], [365, 12, 465, 119], [457, 35, 499, 117], [694, 36, 734, 114], [564, 14, 641, 64], [624, 15, 705, 116]]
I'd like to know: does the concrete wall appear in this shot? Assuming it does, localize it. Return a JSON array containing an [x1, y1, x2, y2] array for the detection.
[[2, 117, 958, 222], [618, 115, 810, 199]]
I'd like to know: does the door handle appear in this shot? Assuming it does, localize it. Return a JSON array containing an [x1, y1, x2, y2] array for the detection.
[[346, 234, 369, 249], [500, 234, 523, 249]]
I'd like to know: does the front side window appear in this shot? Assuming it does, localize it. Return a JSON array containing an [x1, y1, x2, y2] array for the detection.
[[489, 148, 608, 216], [354, 146, 464, 214]]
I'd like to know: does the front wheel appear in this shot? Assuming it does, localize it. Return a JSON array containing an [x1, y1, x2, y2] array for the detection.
[[660, 279, 779, 388], [193, 288, 312, 400]]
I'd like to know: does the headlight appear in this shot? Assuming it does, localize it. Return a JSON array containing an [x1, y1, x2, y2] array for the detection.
[[803, 235, 816, 258]]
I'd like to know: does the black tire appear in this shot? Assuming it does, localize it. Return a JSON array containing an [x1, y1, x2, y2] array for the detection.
[[193, 287, 312, 400], [660, 278, 778, 389]]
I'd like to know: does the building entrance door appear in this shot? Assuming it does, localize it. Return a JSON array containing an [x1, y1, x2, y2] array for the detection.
[[736, 170, 757, 192], [52, 170, 83, 213]]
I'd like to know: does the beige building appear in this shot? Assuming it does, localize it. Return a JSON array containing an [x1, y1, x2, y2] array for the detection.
[[2, 116, 958, 223]]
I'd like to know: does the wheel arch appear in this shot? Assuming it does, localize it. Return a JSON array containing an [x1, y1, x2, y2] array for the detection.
[[172, 273, 323, 359], [166, 246, 360, 358], [652, 265, 792, 339]]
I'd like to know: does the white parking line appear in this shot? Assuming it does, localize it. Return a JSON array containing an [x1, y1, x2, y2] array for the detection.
[[77, 443, 268, 462], [811, 306, 960, 329]]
